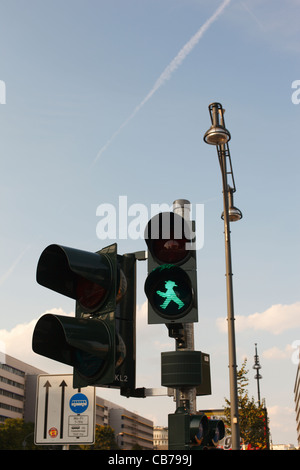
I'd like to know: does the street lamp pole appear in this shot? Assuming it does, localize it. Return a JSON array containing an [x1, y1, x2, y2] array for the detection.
[[204, 102, 242, 450], [220, 147, 240, 450]]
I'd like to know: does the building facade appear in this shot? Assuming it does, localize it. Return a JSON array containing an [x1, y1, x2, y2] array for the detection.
[[294, 355, 300, 447], [153, 426, 168, 449], [0, 353, 153, 449], [95, 397, 153, 449], [0, 354, 45, 423], [108, 406, 153, 450]]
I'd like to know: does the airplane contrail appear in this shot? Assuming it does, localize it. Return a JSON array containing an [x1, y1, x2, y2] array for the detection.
[[93, 0, 231, 164], [0, 244, 31, 287]]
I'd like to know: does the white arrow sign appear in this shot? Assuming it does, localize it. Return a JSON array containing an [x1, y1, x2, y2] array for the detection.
[[35, 374, 95, 445]]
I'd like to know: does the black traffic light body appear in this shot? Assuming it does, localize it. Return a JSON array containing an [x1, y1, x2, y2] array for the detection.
[[114, 252, 136, 394], [168, 408, 209, 450], [168, 408, 225, 450], [144, 212, 198, 324], [32, 243, 136, 391]]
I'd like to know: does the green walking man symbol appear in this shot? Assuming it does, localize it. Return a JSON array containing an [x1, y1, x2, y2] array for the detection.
[[156, 280, 184, 310]]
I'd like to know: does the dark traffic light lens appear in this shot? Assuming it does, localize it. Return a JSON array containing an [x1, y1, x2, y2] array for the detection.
[[74, 349, 107, 378], [145, 212, 194, 266], [152, 238, 188, 264], [76, 276, 108, 310]]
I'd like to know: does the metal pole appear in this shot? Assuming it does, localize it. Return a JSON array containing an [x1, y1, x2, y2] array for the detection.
[[172, 199, 196, 414], [219, 145, 240, 450]]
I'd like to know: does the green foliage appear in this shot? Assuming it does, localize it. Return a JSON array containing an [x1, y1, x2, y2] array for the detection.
[[0, 419, 36, 450], [224, 359, 270, 449], [79, 425, 118, 450], [0, 419, 120, 450]]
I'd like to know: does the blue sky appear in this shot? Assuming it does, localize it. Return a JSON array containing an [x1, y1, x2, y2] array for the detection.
[[0, 0, 299, 447]]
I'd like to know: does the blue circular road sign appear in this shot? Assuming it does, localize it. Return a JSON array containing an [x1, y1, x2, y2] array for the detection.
[[69, 393, 89, 414]]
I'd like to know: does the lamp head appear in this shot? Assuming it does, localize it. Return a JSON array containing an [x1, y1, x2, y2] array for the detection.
[[222, 206, 243, 222], [204, 126, 231, 145], [203, 102, 231, 145], [221, 187, 243, 222]]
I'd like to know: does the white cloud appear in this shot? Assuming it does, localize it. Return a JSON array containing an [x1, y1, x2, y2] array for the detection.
[[268, 405, 295, 419], [268, 405, 296, 436], [216, 302, 300, 335], [262, 345, 293, 360], [136, 301, 147, 329], [139, 303, 174, 349], [0, 308, 74, 372]]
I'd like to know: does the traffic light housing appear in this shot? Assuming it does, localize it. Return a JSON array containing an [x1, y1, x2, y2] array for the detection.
[[144, 212, 198, 324], [161, 351, 211, 395], [32, 243, 136, 392], [168, 408, 209, 450], [168, 408, 225, 450]]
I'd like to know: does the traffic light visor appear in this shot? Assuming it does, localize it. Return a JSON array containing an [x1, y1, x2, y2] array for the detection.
[[207, 419, 225, 445], [190, 414, 209, 446], [32, 313, 112, 380], [36, 244, 114, 311]]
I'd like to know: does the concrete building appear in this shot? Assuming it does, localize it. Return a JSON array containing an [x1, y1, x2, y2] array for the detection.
[[153, 426, 168, 449], [95, 397, 153, 449], [0, 353, 153, 449], [108, 406, 153, 450], [271, 444, 296, 450], [0, 354, 45, 423]]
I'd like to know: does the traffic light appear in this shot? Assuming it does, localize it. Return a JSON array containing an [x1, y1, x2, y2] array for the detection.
[[144, 212, 198, 324], [168, 407, 209, 450], [32, 243, 136, 392], [168, 408, 225, 450], [202, 419, 225, 449]]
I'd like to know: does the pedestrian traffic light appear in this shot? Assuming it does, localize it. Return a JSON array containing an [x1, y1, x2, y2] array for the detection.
[[168, 407, 209, 450], [144, 212, 198, 324], [32, 243, 136, 392]]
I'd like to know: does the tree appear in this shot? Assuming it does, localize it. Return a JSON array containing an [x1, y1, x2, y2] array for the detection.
[[224, 359, 270, 449], [80, 425, 118, 450], [0, 419, 36, 450]]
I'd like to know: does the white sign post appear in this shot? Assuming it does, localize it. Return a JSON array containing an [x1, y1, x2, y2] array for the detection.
[[35, 374, 95, 446]]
